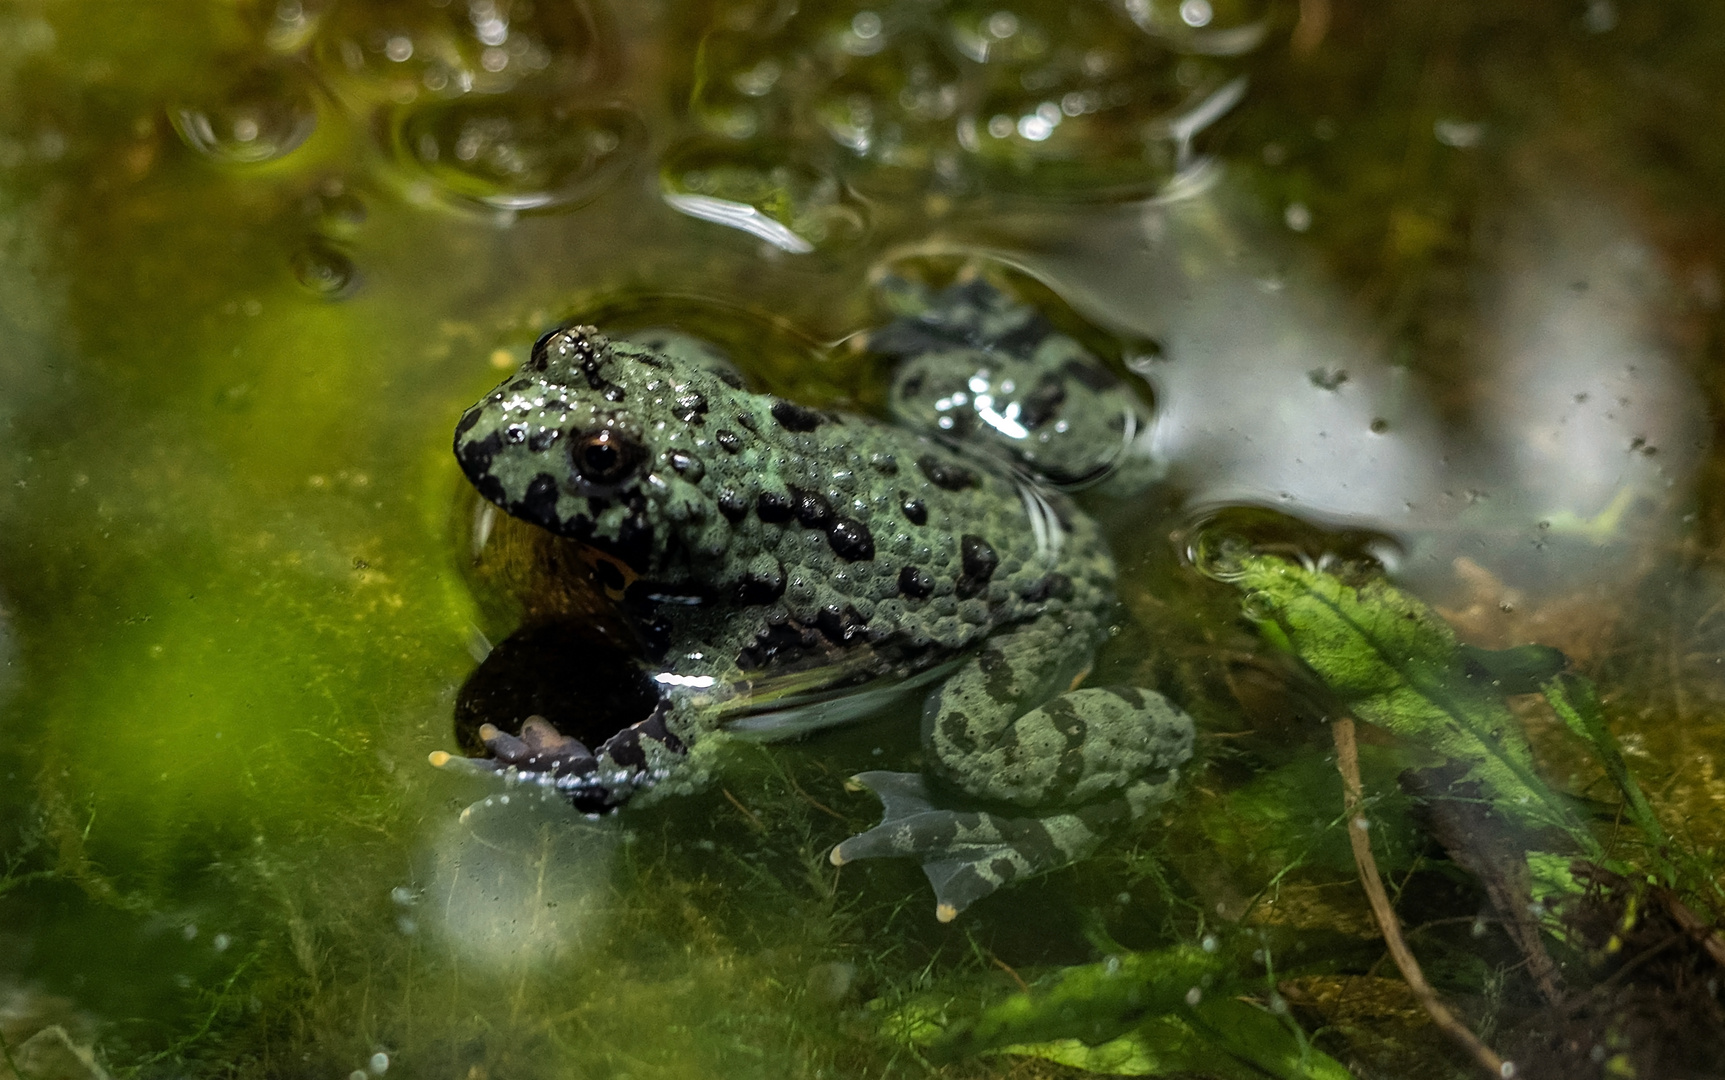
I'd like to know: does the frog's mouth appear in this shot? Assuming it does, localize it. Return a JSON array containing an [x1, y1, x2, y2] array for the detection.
[[439, 622, 683, 812]]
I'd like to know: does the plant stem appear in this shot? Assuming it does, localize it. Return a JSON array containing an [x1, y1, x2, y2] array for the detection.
[[1333, 717, 1512, 1079]]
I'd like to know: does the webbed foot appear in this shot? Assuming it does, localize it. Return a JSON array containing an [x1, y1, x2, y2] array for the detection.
[[429, 710, 685, 810], [830, 771, 1126, 922], [430, 715, 599, 780]]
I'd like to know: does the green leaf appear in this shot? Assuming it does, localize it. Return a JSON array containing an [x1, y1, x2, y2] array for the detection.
[[920, 943, 1353, 1080], [1226, 554, 1599, 857], [930, 944, 1228, 1058]]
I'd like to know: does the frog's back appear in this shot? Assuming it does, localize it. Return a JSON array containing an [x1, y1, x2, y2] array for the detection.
[[646, 357, 1115, 686]]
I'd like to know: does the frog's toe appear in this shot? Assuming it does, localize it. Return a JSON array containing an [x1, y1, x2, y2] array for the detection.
[[429, 715, 600, 783], [832, 771, 1109, 921], [484, 716, 598, 776]]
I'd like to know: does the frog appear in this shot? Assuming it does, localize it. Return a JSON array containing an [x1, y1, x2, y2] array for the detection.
[[435, 277, 1195, 920]]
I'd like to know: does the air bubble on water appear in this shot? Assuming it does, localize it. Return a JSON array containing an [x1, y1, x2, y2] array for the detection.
[[314, 0, 604, 104], [1179, 0, 1214, 28], [291, 240, 357, 298], [660, 143, 867, 253], [1239, 590, 1278, 622], [1284, 201, 1311, 231], [171, 67, 318, 165], [316, 188, 367, 236], [1016, 113, 1053, 141], [369, 1052, 390, 1074], [213, 933, 232, 952], [393, 97, 643, 213]]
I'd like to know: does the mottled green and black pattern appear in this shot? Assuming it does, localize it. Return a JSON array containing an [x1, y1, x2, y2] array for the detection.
[[447, 286, 1192, 919]]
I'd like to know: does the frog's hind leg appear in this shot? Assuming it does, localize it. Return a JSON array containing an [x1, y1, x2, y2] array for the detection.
[[831, 614, 1193, 920]]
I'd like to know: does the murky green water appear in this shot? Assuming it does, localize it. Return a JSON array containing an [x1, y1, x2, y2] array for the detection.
[[2, 2, 1723, 1078]]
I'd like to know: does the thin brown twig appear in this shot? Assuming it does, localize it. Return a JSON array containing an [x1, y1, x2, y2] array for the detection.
[[721, 787, 765, 832], [1663, 891, 1725, 968], [1333, 717, 1512, 1079], [990, 954, 1030, 994], [787, 774, 848, 823]]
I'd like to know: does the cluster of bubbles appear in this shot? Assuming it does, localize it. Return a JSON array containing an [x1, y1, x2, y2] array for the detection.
[[661, 0, 1268, 251], [166, 0, 642, 293], [164, 0, 1270, 268]]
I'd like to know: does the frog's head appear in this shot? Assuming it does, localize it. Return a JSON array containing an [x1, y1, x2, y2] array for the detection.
[[454, 325, 723, 574]]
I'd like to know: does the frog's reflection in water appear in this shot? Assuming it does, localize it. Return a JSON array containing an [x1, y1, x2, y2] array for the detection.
[[425, 628, 649, 969]]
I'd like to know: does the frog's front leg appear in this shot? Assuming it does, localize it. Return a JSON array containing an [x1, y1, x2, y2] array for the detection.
[[831, 613, 1194, 920]]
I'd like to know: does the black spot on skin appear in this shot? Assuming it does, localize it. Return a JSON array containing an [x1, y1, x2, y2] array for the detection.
[[603, 728, 646, 769], [455, 428, 504, 479], [1103, 686, 1148, 709], [668, 451, 703, 480], [938, 709, 976, 754], [675, 391, 708, 423], [770, 400, 823, 432], [897, 565, 935, 600], [1063, 357, 1117, 391], [737, 622, 819, 670], [712, 368, 745, 390], [977, 646, 1017, 704], [528, 427, 561, 452], [790, 486, 833, 528], [899, 369, 926, 397], [612, 513, 655, 570], [735, 562, 786, 604], [756, 491, 794, 524], [594, 560, 626, 592], [816, 604, 868, 645], [995, 313, 1054, 355], [470, 470, 507, 507], [1020, 572, 1073, 603], [871, 453, 898, 475], [826, 518, 875, 561], [715, 430, 743, 454], [717, 489, 748, 523], [956, 534, 998, 599], [507, 378, 534, 393], [456, 408, 482, 437], [587, 496, 612, 517], [1018, 374, 1066, 430], [735, 412, 758, 433], [917, 454, 978, 491], [635, 705, 685, 753], [900, 495, 928, 526], [515, 473, 562, 529]]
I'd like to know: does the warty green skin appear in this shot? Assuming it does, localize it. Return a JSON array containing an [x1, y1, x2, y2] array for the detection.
[[449, 290, 1193, 919]]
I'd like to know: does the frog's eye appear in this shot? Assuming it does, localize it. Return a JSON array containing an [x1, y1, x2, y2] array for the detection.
[[571, 428, 645, 486]]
